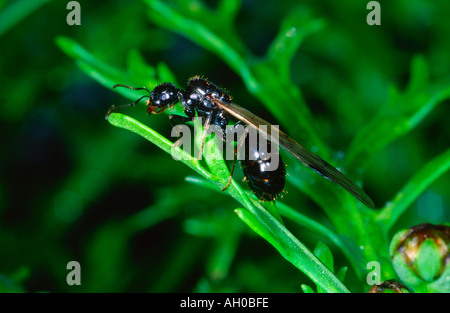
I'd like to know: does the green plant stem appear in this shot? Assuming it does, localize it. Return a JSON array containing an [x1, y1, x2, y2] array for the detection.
[[277, 202, 364, 268], [376, 148, 450, 230], [107, 113, 211, 180], [263, 201, 284, 225], [107, 112, 349, 293], [235, 207, 350, 293]]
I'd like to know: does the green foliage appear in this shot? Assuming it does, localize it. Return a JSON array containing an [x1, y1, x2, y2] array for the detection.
[[0, 0, 49, 36], [1, 0, 449, 293], [106, 112, 349, 292], [346, 56, 450, 170]]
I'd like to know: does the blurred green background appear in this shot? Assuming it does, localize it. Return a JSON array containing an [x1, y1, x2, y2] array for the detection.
[[0, 0, 449, 292]]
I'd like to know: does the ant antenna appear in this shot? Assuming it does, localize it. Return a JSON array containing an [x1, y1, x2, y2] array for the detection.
[[113, 84, 151, 93], [105, 85, 151, 119]]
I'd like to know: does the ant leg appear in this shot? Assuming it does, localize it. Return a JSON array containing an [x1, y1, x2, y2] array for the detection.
[[221, 120, 244, 163], [222, 149, 237, 191], [107, 84, 151, 118], [234, 123, 249, 162], [105, 95, 149, 120], [222, 125, 248, 192], [169, 115, 192, 150], [197, 112, 212, 160]]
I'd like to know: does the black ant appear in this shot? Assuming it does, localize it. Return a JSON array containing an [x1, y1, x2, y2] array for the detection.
[[108, 76, 374, 207]]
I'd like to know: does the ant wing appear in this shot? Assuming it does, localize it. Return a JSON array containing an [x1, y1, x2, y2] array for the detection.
[[209, 96, 374, 208]]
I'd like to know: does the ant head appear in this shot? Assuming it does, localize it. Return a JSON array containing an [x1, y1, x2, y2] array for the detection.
[[111, 83, 180, 116], [147, 82, 180, 114]]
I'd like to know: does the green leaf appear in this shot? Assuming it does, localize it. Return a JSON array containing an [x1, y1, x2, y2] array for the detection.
[[277, 202, 343, 252], [126, 48, 156, 79], [217, 0, 241, 21], [262, 200, 284, 225], [234, 208, 281, 251], [107, 113, 211, 179], [301, 284, 315, 293], [206, 214, 242, 280], [313, 241, 335, 293], [336, 267, 348, 283], [314, 241, 334, 272], [377, 148, 450, 229], [56, 36, 125, 83], [346, 55, 450, 170], [55, 36, 180, 105], [267, 7, 326, 77], [0, 0, 49, 36], [235, 207, 350, 293]]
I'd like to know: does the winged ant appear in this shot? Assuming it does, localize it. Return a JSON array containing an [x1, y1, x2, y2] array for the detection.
[[108, 76, 374, 207]]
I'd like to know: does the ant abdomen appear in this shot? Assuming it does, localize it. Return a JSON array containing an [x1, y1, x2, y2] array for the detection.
[[241, 138, 286, 201]]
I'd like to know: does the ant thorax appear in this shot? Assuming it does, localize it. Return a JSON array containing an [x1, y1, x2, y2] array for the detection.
[[181, 77, 233, 132]]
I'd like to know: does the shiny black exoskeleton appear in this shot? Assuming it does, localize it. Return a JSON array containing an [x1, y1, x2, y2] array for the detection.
[[145, 77, 232, 134], [110, 76, 285, 201], [241, 137, 286, 201]]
